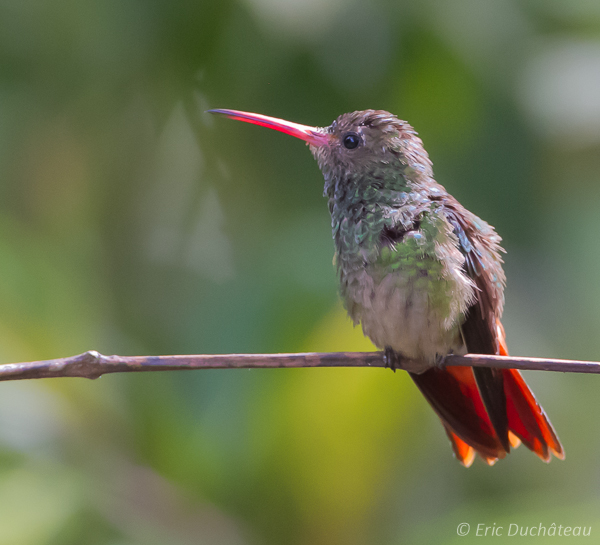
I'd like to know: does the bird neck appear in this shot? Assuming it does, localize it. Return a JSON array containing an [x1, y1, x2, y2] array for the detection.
[[324, 163, 444, 217]]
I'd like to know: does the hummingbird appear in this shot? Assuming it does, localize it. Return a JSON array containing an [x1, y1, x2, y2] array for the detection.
[[209, 108, 564, 467]]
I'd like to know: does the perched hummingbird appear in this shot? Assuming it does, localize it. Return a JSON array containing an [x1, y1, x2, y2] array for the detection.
[[209, 108, 564, 466]]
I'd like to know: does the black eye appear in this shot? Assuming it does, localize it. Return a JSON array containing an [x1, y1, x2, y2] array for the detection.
[[343, 132, 360, 149]]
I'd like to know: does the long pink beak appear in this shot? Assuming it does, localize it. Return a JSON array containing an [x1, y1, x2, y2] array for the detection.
[[208, 109, 329, 147]]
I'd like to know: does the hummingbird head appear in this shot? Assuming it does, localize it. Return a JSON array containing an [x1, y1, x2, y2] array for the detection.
[[208, 109, 433, 191]]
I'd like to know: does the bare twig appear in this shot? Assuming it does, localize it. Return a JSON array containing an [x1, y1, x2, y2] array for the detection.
[[0, 351, 597, 382]]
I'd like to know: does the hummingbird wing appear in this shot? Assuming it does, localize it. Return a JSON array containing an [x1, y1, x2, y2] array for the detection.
[[446, 200, 563, 461], [411, 196, 563, 465], [443, 200, 511, 453]]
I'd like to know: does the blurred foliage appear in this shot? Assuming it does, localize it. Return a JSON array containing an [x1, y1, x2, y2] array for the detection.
[[0, 0, 600, 543]]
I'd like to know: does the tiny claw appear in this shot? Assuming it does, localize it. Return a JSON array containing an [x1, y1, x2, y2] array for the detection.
[[435, 351, 452, 369], [384, 347, 400, 372]]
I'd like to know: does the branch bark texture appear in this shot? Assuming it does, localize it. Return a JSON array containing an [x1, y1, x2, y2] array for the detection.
[[0, 351, 597, 382]]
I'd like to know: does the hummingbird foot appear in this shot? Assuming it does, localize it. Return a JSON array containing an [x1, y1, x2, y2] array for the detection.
[[384, 347, 402, 373], [434, 351, 453, 369]]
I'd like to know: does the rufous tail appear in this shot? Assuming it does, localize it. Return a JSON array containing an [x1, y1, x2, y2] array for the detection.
[[410, 323, 564, 466]]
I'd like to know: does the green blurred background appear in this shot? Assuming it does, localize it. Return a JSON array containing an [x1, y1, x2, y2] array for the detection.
[[0, 0, 600, 543]]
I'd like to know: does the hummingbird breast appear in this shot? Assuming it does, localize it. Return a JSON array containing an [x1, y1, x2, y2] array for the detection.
[[334, 200, 476, 367]]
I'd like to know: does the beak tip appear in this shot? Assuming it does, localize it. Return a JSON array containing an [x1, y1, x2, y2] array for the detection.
[[205, 109, 328, 147]]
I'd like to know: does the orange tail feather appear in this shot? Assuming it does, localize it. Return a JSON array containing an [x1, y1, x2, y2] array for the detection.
[[411, 321, 563, 465], [503, 368, 564, 461], [444, 426, 476, 467], [497, 320, 564, 461]]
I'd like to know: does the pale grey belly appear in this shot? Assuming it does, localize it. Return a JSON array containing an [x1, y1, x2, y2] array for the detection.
[[344, 268, 473, 366]]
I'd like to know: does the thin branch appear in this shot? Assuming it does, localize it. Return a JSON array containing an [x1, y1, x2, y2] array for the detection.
[[0, 351, 598, 382]]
